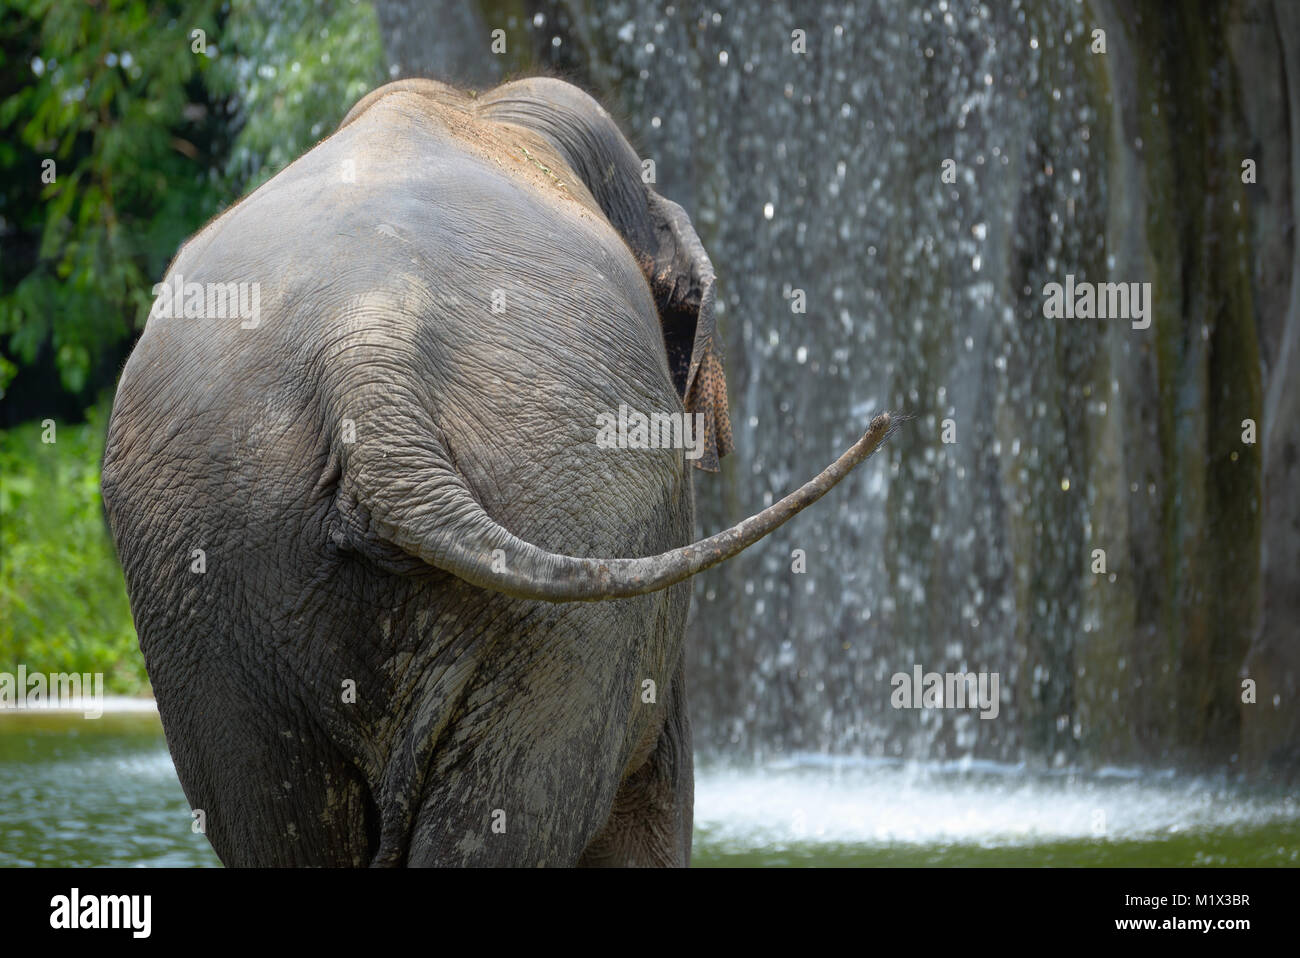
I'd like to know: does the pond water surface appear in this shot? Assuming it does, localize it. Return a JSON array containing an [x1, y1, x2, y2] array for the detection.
[[1, 710, 1296, 867]]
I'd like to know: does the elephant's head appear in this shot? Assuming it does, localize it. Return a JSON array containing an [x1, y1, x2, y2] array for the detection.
[[473, 77, 734, 472]]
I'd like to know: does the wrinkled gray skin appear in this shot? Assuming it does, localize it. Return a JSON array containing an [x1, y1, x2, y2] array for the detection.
[[102, 77, 890, 867]]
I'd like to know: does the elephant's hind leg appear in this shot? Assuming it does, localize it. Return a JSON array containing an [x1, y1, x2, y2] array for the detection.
[[158, 679, 378, 867], [577, 662, 694, 868]]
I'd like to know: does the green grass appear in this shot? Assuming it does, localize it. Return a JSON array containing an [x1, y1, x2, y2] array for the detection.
[[0, 402, 147, 694]]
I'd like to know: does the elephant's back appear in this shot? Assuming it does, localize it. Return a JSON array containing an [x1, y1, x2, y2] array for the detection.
[[119, 92, 666, 399], [105, 93, 690, 580]]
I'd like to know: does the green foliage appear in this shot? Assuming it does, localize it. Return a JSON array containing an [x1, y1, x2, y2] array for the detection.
[[0, 0, 385, 398], [0, 402, 147, 693], [209, 0, 386, 194], [0, 0, 225, 396]]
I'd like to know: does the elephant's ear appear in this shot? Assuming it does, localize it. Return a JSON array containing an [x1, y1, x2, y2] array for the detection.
[[647, 194, 734, 472]]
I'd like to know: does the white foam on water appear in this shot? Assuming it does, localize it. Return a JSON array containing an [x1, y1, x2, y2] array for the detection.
[[694, 757, 1300, 848]]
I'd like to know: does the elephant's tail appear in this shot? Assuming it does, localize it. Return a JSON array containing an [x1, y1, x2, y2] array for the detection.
[[347, 412, 894, 603]]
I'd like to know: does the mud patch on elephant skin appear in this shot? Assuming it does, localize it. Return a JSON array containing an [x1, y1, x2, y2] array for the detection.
[[518, 145, 569, 191], [347, 89, 602, 226]]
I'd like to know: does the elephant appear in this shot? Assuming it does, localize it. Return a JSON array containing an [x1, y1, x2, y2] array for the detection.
[[101, 76, 892, 867]]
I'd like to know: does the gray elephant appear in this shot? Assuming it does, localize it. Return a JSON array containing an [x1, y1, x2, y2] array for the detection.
[[101, 77, 891, 867]]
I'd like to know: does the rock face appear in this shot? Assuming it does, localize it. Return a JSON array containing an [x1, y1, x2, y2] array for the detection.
[[375, 0, 1298, 776]]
